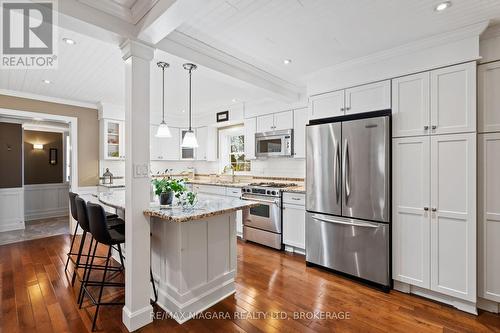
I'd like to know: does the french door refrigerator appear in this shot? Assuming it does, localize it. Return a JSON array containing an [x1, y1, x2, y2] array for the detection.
[[305, 110, 391, 290]]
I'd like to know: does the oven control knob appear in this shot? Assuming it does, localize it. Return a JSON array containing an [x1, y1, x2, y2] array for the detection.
[[266, 190, 271, 194], [272, 191, 277, 195]]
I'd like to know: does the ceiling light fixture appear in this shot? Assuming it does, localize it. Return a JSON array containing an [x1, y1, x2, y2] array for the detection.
[[42, 79, 52, 84], [181, 63, 199, 148], [62, 38, 76, 45], [283, 59, 292, 65], [33, 143, 43, 150], [434, 1, 451, 11], [156, 61, 172, 138], [232, 98, 238, 103]]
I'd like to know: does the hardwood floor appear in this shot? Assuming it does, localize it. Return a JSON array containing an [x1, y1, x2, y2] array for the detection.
[[0, 234, 499, 332]]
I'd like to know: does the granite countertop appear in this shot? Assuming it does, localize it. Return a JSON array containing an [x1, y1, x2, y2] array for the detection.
[[97, 189, 259, 223], [188, 180, 305, 193]]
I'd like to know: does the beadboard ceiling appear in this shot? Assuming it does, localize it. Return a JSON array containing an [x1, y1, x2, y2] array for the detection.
[[0, 27, 271, 115], [3, 0, 500, 114], [177, 0, 500, 83]]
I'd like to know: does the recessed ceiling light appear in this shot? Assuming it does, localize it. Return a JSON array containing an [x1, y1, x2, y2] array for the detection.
[[63, 38, 76, 45], [232, 98, 238, 103], [434, 1, 451, 11], [181, 109, 185, 113], [42, 79, 52, 84], [283, 59, 292, 65]]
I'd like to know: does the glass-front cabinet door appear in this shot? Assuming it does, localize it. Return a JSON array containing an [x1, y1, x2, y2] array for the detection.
[[103, 119, 125, 160]]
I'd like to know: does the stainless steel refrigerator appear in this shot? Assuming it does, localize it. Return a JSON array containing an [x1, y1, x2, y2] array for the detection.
[[305, 110, 391, 290]]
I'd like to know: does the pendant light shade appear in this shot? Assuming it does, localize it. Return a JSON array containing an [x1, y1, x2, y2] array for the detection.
[[181, 130, 198, 148], [156, 121, 172, 138], [156, 61, 172, 138], [181, 63, 198, 148]]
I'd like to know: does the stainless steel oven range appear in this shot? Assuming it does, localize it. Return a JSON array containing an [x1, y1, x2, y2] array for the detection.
[[241, 182, 296, 250]]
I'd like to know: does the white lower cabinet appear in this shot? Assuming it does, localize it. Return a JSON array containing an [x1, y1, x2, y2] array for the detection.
[[393, 133, 476, 303], [478, 133, 500, 303], [283, 193, 305, 251]]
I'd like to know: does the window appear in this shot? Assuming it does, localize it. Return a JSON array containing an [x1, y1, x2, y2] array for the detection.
[[229, 135, 250, 171], [218, 126, 251, 173]]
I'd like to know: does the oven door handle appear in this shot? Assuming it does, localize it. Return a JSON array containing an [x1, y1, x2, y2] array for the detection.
[[242, 197, 279, 206]]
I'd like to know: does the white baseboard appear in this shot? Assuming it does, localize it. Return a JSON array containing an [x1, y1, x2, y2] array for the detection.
[[122, 305, 153, 332], [394, 280, 477, 315], [0, 221, 25, 232], [477, 297, 500, 313], [25, 208, 68, 221], [284, 245, 306, 255]]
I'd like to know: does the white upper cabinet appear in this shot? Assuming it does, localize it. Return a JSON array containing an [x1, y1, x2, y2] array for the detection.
[[392, 73, 430, 137], [392, 136, 431, 288], [345, 80, 391, 115], [206, 126, 218, 161], [256, 111, 293, 132], [478, 61, 500, 133], [244, 117, 256, 160], [430, 133, 476, 302], [274, 111, 293, 130], [309, 89, 345, 120], [478, 133, 500, 302], [196, 127, 208, 161], [430, 62, 476, 135], [256, 114, 274, 132], [293, 108, 308, 158], [164, 127, 180, 160]]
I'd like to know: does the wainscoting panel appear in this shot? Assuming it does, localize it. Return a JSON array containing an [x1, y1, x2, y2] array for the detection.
[[0, 187, 24, 232], [24, 183, 69, 221]]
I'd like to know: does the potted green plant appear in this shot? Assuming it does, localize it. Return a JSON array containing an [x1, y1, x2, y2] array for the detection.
[[152, 178, 187, 205]]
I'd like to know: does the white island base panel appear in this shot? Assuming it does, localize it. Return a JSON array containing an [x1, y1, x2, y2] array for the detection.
[[150, 212, 237, 324]]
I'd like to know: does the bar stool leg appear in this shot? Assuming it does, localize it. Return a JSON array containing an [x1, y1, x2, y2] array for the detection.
[[80, 240, 98, 309], [116, 244, 125, 270], [92, 246, 112, 331], [72, 231, 87, 285], [77, 237, 94, 305], [65, 222, 80, 271]]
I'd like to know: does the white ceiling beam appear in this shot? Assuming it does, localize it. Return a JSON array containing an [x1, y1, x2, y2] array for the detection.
[[56, 0, 137, 45], [137, 0, 214, 44], [156, 31, 304, 103]]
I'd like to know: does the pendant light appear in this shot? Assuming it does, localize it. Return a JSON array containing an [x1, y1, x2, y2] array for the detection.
[[181, 63, 199, 148], [156, 61, 172, 138]]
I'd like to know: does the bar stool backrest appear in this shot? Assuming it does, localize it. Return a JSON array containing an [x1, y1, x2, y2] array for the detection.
[[75, 197, 90, 233], [69, 192, 79, 221], [87, 203, 113, 245]]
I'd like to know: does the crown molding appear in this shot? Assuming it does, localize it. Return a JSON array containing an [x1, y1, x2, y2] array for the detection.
[[305, 20, 489, 80], [481, 23, 500, 40], [0, 89, 98, 109], [77, 0, 159, 25]]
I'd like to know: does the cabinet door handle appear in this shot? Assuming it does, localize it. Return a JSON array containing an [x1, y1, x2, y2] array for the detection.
[[423, 207, 429, 211], [291, 197, 301, 201], [424, 125, 429, 130], [431, 125, 437, 130], [341, 107, 345, 112], [431, 208, 437, 212], [346, 107, 351, 111]]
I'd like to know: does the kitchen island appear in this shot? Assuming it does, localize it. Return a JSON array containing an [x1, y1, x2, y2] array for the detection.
[[97, 189, 258, 323]]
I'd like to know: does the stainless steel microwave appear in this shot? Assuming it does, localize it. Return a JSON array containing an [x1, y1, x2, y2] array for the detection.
[[255, 129, 293, 158]]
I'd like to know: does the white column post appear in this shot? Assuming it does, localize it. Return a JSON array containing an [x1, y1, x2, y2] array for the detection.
[[120, 39, 155, 331]]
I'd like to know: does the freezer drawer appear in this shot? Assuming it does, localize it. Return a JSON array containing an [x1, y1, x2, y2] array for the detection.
[[305, 212, 390, 287]]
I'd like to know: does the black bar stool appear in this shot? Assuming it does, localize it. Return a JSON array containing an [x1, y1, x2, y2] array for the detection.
[[65, 192, 120, 285], [81, 202, 126, 331], [74, 197, 125, 305]]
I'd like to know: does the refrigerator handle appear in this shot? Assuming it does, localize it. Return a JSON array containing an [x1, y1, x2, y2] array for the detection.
[[343, 139, 351, 203], [335, 141, 340, 203]]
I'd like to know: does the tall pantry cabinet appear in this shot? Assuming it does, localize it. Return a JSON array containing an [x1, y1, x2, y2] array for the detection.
[[392, 62, 478, 310], [478, 61, 500, 312]]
